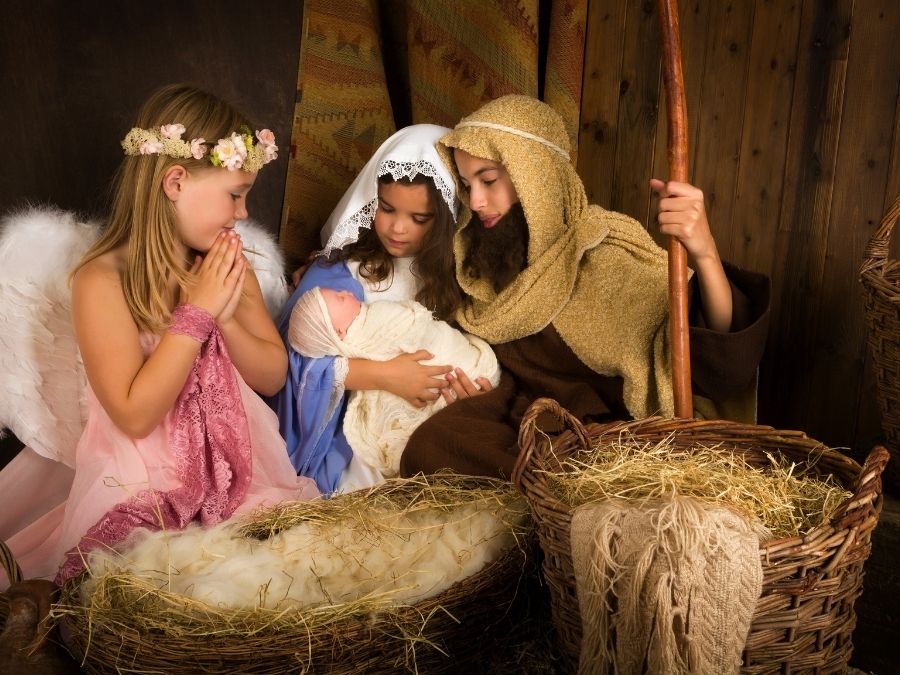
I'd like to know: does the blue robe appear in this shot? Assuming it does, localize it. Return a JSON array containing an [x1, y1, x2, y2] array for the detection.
[[269, 259, 364, 493]]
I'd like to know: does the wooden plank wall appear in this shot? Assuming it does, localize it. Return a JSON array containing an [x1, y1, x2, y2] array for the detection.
[[0, 0, 304, 235], [578, 0, 900, 462], [2, 1, 897, 469]]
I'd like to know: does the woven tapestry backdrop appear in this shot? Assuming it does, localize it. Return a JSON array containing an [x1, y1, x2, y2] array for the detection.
[[281, 0, 587, 265]]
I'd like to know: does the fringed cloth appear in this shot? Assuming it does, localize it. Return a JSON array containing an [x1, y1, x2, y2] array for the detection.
[[56, 305, 253, 583], [570, 496, 762, 675]]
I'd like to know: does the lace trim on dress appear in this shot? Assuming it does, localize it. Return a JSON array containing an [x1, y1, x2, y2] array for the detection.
[[56, 307, 253, 583], [323, 356, 349, 440], [333, 356, 349, 387], [321, 160, 458, 256], [167, 303, 215, 342]]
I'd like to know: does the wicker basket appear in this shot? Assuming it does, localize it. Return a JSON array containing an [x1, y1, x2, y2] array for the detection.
[[512, 398, 889, 674], [860, 192, 900, 491], [56, 476, 534, 674], [0, 540, 23, 626]]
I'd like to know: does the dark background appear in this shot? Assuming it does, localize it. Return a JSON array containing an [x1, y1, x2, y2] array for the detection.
[[0, 0, 303, 229]]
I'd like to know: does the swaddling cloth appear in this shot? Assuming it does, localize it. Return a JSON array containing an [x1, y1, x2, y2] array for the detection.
[[289, 290, 501, 478]]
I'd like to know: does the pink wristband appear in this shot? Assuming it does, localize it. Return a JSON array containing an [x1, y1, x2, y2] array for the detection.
[[168, 304, 215, 342]]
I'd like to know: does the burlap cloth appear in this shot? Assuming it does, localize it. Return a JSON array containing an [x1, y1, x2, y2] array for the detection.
[[570, 496, 762, 674], [439, 95, 680, 419]]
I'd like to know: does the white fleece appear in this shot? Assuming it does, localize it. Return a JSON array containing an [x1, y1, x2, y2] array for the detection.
[[84, 500, 521, 611]]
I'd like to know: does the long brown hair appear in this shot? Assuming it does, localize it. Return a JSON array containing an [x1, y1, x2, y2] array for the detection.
[[334, 174, 462, 322], [75, 83, 254, 332]]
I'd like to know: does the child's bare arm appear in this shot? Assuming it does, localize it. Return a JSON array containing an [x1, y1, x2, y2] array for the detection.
[[651, 179, 732, 332], [74, 234, 246, 437], [345, 351, 451, 409]]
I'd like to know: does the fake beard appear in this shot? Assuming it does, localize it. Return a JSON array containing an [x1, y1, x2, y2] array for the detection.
[[461, 202, 529, 294]]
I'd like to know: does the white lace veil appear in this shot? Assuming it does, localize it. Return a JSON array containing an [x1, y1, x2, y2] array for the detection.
[[319, 124, 458, 256]]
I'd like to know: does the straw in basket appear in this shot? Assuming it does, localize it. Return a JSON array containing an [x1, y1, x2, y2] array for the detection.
[[53, 474, 535, 674], [512, 397, 888, 674], [860, 192, 900, 492], [505, 2, 881, 668]]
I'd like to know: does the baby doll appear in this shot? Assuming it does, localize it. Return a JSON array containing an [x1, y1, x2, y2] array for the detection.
[[288, 287, 500, 491]]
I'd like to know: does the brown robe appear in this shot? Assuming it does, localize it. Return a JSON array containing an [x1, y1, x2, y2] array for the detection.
[[400, 263, 770, 480]]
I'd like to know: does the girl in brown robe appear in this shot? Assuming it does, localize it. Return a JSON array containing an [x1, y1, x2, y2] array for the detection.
[[400, 95, 769, 479]]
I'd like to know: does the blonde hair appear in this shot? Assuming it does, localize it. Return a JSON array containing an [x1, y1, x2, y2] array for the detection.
[[76, 84, 254, 332]]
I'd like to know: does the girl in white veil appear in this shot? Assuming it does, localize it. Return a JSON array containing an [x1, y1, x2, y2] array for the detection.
[[271, 124, 484, 493]]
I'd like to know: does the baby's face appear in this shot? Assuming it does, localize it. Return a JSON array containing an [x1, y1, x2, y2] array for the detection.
[[320, 288, 362, 338]]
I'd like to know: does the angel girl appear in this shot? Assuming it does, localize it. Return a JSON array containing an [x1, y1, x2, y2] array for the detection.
[[0, 83, 319, 588]]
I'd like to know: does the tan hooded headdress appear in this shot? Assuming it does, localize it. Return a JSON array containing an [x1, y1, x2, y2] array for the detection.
[[439, 95, 679, 418]]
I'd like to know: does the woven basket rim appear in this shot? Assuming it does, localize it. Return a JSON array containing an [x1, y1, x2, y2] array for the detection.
[[860, 262, 900, 298], [511, 398, 889, 673], [860, 191, 900, 276], [512, 398, 888, 550], [53, 474, 535, 673]]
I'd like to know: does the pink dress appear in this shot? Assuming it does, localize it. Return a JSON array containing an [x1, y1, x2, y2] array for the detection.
[[2, 330, 319, 587]]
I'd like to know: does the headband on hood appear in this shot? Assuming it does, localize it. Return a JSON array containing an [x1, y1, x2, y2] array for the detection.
[[439, 95, 678, 419], [320, 124, 458, 256]]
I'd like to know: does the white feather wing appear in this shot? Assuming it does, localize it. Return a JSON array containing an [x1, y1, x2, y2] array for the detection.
[[235, 219, 288, 319], [0, 212, 287, 467], [0, 207, 100, 467]]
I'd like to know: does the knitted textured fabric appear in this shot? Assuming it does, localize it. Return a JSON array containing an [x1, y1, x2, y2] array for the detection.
[[280, 0, 397, 263], [439, 95, 681, 419], [570, 496, 762, 675], [406, 0, 587, 153]]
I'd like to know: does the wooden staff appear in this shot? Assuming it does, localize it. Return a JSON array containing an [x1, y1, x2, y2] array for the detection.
[[656, 0, 692, 417]]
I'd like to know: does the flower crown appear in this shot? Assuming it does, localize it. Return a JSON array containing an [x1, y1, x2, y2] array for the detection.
[[121, 123, 278, 172]]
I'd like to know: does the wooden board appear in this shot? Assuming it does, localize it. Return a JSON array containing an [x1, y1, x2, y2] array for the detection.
[[688, 1, 755, 260], [0, 1, 303, 234], [577, 0, 628, 207], [758, 0, 853, 431], [730, 0, 802, 276], [579, 0, 899, 458], [816, 0, 900, 446], [610, 2, 663, 225]]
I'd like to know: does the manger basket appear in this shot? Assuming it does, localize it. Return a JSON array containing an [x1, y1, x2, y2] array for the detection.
[[54, 475, 534, 674], [512, 398, 889, 674], [0, 539, 23, 626], [860, 192, 900, 491]]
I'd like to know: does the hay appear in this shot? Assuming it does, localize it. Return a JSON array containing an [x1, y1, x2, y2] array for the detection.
[[538, 433, 851, 540], [52, 474, 534, 674], [76, 474, 529, 613], [238, 472, 526, 539]]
